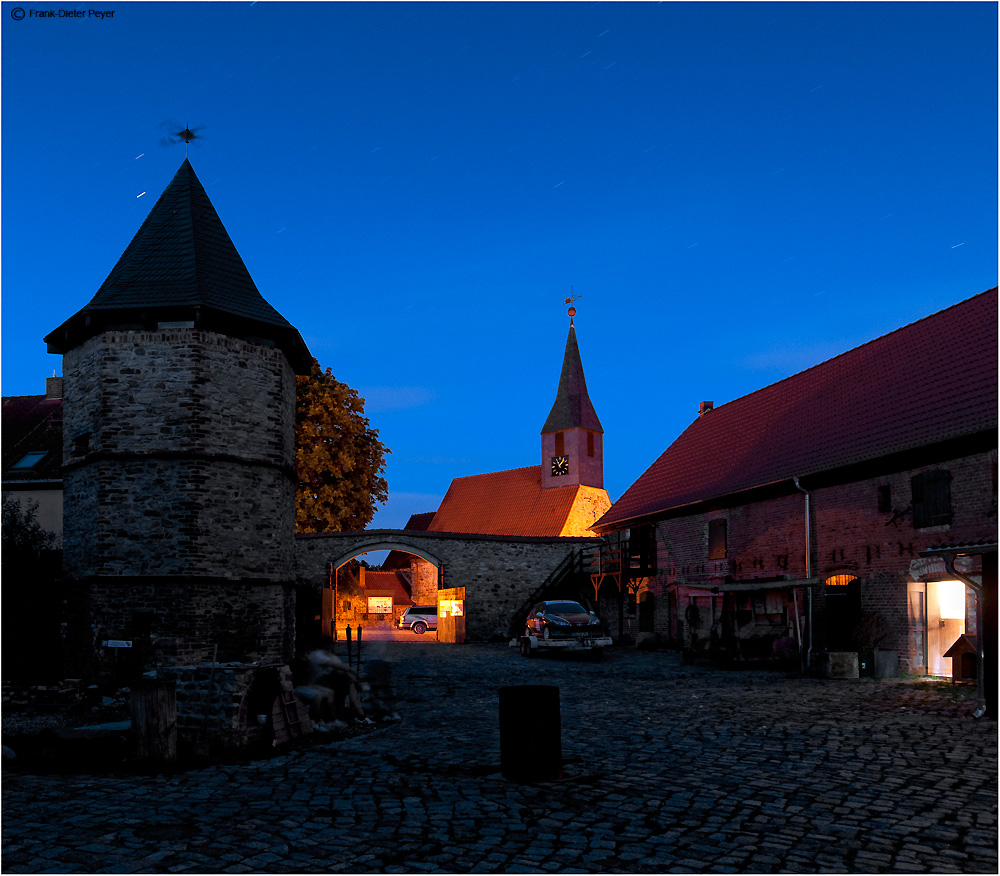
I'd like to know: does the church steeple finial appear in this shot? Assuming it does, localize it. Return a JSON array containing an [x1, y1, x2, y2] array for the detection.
[[540, 303, 605, 490]]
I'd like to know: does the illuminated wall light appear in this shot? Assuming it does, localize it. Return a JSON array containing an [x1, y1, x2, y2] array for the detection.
[[937, 580, 966, 620]]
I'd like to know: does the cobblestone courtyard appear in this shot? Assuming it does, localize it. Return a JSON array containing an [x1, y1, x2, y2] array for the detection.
[[3, 643, 997, 873]]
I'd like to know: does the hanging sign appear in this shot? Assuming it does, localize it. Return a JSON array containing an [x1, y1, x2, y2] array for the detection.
[[102, 640, 132, 648]]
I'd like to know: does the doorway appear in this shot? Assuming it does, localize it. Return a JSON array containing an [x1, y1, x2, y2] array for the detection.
[[907, 579, 966, 676]]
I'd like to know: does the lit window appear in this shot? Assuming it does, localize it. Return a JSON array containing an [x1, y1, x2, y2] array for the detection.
[[825, 574, 857, 587], [11, 452, 47, 470]]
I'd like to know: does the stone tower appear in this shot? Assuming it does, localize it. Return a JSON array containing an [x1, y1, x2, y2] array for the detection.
[[45, 159, 312, 672], [540, 308, 604, 491]]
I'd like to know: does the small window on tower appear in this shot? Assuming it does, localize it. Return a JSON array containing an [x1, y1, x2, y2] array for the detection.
[[587, 431, 595, 457], [554, 432, 565, 456], [877, 485, 892, 513]]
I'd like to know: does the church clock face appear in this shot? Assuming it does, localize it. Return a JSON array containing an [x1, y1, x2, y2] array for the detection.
[[551, 455, 569, 476]]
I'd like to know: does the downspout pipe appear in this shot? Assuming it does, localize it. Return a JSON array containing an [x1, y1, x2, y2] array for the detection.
[[793, 477, 813, 669], [938, 553, 987, 719]]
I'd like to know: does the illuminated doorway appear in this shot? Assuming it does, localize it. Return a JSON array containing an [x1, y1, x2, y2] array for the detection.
[[907, 579, 966, 676]]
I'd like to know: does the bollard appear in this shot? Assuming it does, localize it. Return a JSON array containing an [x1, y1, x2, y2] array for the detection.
[[345, 625, 352, 665], [499, 685, 561, 782], [356, 625, 362, 671]]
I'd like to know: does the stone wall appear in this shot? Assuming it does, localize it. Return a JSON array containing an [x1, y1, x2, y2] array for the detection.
[[59, 328, 299, 674], [75, 578, 297, 675], [154, 662, 307, 755], [629, 448, 995, 672], [61, 329, 296, 581], [297, 531, 591, 641]]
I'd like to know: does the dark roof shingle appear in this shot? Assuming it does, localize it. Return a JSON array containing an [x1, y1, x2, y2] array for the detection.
[[542, 320, 603, 434], [44, 160, 311, 372]]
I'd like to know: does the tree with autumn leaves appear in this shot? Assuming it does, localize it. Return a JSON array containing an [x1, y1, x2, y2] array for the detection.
[[295, 360, 390, 533]]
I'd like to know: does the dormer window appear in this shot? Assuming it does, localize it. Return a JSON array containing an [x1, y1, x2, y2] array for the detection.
[[11, 451, 47, 470]]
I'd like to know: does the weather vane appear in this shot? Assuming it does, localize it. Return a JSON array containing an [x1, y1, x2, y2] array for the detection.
[[564, 288, 582, 318], [159, 120, 206, 158]]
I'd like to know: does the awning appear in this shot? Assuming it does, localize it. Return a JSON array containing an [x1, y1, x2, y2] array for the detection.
[[677, 577, 821, 593]]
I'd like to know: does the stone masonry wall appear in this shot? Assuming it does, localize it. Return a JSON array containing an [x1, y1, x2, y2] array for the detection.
[[81, 578, 296, 672], [637, 449, 995, 672], [62, 329, 296, 581], [297, 532, 588, 641]]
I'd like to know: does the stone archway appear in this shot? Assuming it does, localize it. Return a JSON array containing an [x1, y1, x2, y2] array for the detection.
[[329, 539, 443, 573], [296, 530, 593, 642]]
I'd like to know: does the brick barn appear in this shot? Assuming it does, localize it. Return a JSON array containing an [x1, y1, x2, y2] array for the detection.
[[593, 289, 997, 701]]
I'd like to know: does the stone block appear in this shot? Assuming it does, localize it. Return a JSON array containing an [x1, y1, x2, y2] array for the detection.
[[819, 650, 859, 679]]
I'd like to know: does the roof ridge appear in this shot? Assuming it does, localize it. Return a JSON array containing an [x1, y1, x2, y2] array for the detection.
[[710, 287, 998, 416], [449, 464, 541, 482]]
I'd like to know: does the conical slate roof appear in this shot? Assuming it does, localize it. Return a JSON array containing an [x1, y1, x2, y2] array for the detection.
[[45, 159, 311, 372], [541, 317, 603, 434]]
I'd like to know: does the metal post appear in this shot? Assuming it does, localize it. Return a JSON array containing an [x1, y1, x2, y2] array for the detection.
[[356, 625, 362, 672]]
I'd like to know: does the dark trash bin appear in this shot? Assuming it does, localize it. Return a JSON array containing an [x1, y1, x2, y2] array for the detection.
[[499, 685, 561, 782]]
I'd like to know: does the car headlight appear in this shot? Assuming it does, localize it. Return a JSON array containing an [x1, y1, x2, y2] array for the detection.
[[589, 615, 602, 626], [548, 616, 570, 626]]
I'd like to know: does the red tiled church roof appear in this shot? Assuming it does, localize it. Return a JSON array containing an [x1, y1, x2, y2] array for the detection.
[[595, 288, 998, 532], [428, 465, 585, 537], [362, 570, 414, 606]]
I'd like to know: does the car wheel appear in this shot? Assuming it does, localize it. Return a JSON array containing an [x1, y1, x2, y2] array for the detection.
[[413, 622, 427, 635], [542, 626, 551, 640]]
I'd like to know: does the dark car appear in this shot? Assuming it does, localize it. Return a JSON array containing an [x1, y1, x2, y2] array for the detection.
[[525, 600, 604, 639], [396, 605, 438, 634]]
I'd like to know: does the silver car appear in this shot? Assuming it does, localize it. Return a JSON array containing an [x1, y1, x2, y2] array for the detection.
[[396, 605, 438, 634]]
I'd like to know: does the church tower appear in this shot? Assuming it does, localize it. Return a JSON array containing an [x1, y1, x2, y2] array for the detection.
[[540, 307, 604, 491], [45, 159, 312, 671]]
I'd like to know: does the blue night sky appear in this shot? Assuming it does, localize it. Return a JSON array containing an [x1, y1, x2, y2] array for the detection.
[[2, 1, 997, 533]]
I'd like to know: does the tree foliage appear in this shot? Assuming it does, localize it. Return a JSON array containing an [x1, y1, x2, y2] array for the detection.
[[2, 496, 55, 558], [295, 360, 390, 533]]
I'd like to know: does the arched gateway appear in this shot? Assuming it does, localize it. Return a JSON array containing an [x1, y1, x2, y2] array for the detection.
[[295, 529, 595, 641]]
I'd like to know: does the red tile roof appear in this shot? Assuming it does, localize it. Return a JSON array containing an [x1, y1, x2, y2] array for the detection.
[[596, 288, 998, 531], [428, 465, 584, 537], [361, 570, 414, 606], [403, 512, 436, 531]]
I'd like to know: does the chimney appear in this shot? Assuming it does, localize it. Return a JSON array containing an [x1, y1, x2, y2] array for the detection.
[[359, 566, 365, 589], [46, 373, 63, 400], [698, 400, 714, 418]]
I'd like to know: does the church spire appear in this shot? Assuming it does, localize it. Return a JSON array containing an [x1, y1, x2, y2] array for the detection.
[[540, 306, 604, 490], [541, 306, 603, 435]]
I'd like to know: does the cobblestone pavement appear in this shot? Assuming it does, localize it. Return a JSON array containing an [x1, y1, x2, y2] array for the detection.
[[3, 644, 997, 873]]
